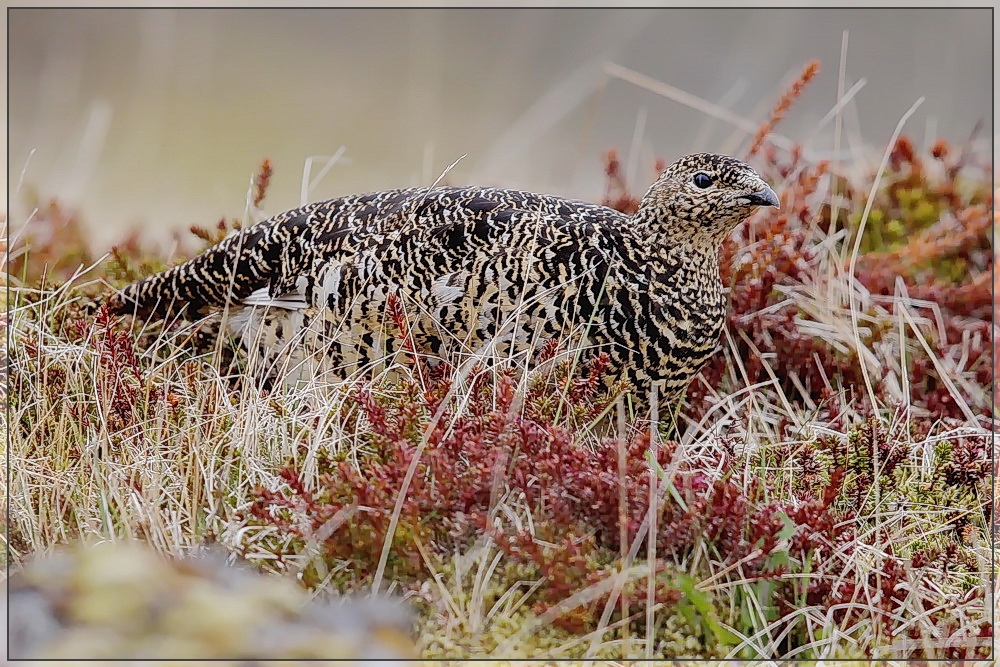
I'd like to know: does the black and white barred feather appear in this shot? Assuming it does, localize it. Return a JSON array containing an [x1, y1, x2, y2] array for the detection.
[[107, 153, 778, 404]]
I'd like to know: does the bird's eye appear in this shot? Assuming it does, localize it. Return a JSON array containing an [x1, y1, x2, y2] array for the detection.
[[692, 172, 714, 189]]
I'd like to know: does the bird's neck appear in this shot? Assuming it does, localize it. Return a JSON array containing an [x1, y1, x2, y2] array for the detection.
[[630, 200, 729, 255], [625, 207, 727, 311], [645, 241, 724, 303], [632, 224, 724, 270]]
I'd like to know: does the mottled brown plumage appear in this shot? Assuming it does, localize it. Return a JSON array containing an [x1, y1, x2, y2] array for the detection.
[[107, 153, 778, 406]]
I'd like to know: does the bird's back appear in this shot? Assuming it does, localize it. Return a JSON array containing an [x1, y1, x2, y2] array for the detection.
[[107, 185, 628, 320]]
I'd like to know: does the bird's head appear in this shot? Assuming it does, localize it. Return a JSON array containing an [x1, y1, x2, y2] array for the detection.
[[634, 153, 779, 247]]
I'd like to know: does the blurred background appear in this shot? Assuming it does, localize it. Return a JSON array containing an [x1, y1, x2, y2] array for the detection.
[[7, 6, 994, 251]]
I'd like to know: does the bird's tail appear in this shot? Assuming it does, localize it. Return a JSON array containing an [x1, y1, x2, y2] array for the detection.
[[106, 209, 315, 319]]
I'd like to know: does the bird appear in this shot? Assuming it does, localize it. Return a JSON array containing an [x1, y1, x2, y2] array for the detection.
[[106, 153, 778, 410]]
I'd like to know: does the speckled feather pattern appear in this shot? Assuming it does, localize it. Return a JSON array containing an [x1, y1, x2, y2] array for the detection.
[[107, 153, 777, 405]]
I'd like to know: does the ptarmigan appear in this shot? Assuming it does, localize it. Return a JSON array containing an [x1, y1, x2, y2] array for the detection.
[[107, 153, 778, 407]]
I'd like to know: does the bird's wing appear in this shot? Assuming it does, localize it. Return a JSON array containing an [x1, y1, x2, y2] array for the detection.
[[317, 195, 623, 340]]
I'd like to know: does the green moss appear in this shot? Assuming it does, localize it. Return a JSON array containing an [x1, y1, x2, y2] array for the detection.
[[411, 553, 730, 659]]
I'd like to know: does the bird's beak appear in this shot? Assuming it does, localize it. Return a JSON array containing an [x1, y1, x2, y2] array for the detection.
[[746, 185, 780, 209]]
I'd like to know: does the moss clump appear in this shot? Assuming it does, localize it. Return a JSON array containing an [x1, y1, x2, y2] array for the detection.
[[415, 554, 725, 659]]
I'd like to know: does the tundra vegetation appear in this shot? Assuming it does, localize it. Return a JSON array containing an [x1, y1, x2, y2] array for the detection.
[[5, 62, 993, 660]]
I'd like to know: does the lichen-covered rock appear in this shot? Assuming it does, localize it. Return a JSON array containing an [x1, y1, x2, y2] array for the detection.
[[5, 541, 415, 663]]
